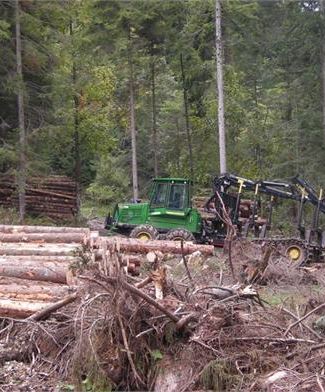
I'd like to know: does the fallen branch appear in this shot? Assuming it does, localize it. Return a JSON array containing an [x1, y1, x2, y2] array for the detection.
[[317, 374, 325, 392], [282, 307, 322, 341], [117, 312, 145, 387], [181, 240, 193, 287], [27, 292, 78, 321], [135, 276, 152, 289], [284, 302, 325, 337], [79, 275, 180, 323], [233, 337, 316, 344], [96, 237, 214, 256], [175, 312, 198, 330]]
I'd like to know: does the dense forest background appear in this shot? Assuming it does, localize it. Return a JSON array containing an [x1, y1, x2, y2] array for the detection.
[[1, 0, 325, 217]]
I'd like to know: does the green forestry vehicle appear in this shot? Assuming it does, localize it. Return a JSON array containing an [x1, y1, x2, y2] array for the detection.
[[105, 174, 325, 265], [106, 178, 204, 242]]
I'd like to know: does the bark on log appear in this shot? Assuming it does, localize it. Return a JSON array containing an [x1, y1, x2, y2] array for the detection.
[[29, 188, 76, 195], [97, 237, 214, 256], [0, 278, 75, 301], [0, 255, 78, 263], [0, 232, 86, 243], [95, 252, 142, 266], [0, 260, 69, 283], [22, 188, 76, 200], [121, 254, 142, 266], [0, 243, 81, 256], [8, 208, 76, 217], [12, 195, 77, 204], [0, 298, 52, 318], [0, 225, 89, 234], [13, 203, 77, 211], [28, 292, 78, 321], [27, 212, 76, 219]]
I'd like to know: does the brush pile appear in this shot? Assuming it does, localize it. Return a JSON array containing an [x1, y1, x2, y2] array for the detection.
[[0, 175, 78, 220], [1, 237, 325, 391]]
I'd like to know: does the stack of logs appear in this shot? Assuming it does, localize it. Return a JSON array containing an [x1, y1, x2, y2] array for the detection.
[[193, 195, 254, 220], [0, 225, 88, 318], [0, 225, 215, 319], [0, 175, 78, 220], [90, 235, 214, 275]]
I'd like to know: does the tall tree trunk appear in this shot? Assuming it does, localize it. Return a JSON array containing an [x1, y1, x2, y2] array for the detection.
[[320, 0, 325, 145], [180, 53, 194, 179], [175, 119, 181, 172], [15, 0, 26, 223], [151, 57, 158, 177], [70, 20, 81, 214], [128, 28, 139, 201], [215, 0, 227, 174]]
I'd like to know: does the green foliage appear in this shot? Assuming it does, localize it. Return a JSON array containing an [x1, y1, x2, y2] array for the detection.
[[0, 19, 9, 40], [81, 376, 112, 392], [150, 349, 163, 361], [0, 0, 324, 223], [86, 154, 130, 205], [200, 359, 239, 391]]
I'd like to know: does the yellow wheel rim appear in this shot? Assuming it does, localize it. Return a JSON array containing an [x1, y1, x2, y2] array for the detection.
[[287, 246, 301, 261], [137, 232, 151, 241]]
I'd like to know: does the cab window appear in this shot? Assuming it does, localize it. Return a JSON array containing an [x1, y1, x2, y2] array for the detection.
[[151, 183, 168, 207], [168, 184, 186, 210]]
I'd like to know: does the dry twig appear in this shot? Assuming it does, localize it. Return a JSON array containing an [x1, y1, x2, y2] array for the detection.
[[284, 302, 325, 337]]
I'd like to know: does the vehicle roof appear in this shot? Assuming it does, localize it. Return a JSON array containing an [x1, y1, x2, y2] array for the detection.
[[153, 178, 192, 183]]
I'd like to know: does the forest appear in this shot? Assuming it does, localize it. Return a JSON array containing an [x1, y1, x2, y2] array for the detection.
[[1, 0, 325, 221]]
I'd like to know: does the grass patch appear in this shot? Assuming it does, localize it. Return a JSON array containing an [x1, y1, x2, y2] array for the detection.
[[261, 290, 292, 307], [200, 359, 239, 391], [80, 199, 109, 220], [0, 206, 87, 227]]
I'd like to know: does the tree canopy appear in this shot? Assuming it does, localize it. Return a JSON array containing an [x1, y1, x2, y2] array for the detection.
[[0, 0, 324, 214]]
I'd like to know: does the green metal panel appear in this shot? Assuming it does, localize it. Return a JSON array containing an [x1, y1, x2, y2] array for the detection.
[[115, 203, 202, 234], [113, 177, 202, 234], [147, 208, 201, 233], [115, 203, 148, 225]]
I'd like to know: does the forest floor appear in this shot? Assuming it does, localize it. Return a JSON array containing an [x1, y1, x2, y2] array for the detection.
[[0, 238, 325, 391]]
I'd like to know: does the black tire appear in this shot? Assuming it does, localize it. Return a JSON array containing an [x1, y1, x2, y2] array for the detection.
[[130, 225, 159, 241], [166, 229, 195, 242]]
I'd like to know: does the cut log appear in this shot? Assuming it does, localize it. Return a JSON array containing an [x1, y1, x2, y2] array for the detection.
[[27, 212, 76, 219], [0, 225, 88, 234], [14, 202, 77, 210], [0, 277, 75, 301], [0, 255, 79, 263], [28, 292, 78, 321], [0, 257, 72, 267], [0, 232, 86, 243], [11, 196, 77, 204], [0, 298, 52, 318], [0, 243, 81, 256], [87, 231, 100, 248], [23, 187, 76, 200], [0, 260, 69, 283], [121, 254, 142, 266], [98, 237, 214, 256]]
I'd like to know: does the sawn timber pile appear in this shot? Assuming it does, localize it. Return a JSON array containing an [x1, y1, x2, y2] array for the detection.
[[0, 225, 88, 318], [0, 175, 78, 220], [0, 225, 214, 318]]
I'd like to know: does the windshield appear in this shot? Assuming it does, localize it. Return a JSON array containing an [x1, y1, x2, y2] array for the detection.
[[167, 184, 186, 209], [151, 183, 168, 207]]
